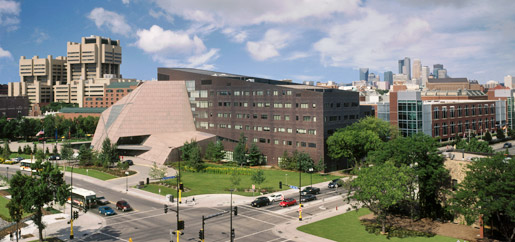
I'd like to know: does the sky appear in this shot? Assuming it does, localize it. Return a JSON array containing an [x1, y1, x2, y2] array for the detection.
[[0, 0, 515, 85]]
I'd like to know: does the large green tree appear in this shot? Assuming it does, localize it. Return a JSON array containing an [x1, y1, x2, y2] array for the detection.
[[9, 151, 69, 241], [149, 162, 167, 179], [233, 133, 247, 166], [247, 143, 263, 166], [451, 154, 515, 241], [205, 141, 225, 162], [349, 162, 414, 234], [99, 138, 118, 168], [456, 138, 494, 153], [78, 144, 93, 166], [327, 117, 398, 168], [368, 133, 450, 219], [251, 169, 266, 190]]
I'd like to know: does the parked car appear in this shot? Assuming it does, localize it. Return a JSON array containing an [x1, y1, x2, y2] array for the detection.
[[251, 197, 270, 207], [301, 187, 320, 195], [96, 196, 109, 205], [279, 198, 297, 207], [503, 142, 512, 148], [98, 206, 116, 216], [49, 155, 61, 160], [267, 193, 284, 202], [328, 179, 342, 188], [300, 194, 317, 202], [116, 200, 132, 211], [122, 160, 134, 166]]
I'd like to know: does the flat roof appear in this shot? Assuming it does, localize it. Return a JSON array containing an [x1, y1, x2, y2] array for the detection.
[[59, 107, 106, 113], [106, 82, 140, 89]]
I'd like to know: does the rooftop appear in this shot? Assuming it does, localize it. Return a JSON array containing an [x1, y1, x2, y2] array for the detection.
[[427, 78, 468, 83], [59, 107, 106, 113], [106, 82, 140, 89]]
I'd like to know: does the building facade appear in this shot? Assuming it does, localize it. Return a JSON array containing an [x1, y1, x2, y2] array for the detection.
[[359, 68, 369, 83], [0, 96, 30, 118], [83, 81, 141, 108], [157, 68, 362, 170]]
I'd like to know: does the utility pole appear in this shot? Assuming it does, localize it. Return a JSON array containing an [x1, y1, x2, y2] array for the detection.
[[299, 158, 302, 221], [230, 189, 234, 242], [176, 159, 182, 242], [70, 166, 74, 240]]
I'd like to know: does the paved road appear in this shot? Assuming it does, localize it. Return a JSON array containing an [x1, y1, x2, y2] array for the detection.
[[0, 164, 347, 242]]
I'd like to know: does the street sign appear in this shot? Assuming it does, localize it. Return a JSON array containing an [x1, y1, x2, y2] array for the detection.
[[298, 207, 302, 212], [162, 176, 177, 180], [289, 185, 298, 189]]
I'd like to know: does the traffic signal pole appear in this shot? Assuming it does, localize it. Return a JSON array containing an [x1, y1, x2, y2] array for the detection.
[[299, 159, 302, 221], [70, 166, 74, 239], [177, 159, 180, 242]]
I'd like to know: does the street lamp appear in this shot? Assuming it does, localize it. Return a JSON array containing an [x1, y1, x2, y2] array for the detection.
[[230, 189, 234, 242], [285, 174, 288, 185], [308, 168, 313, 188], [299, 158, 302, 221], [6, 167, 8, 182], [125, 171, 129, 193], [70, 166, 74, 239]]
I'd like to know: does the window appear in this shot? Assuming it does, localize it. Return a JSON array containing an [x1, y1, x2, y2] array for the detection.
[[434, 123, 440, 136], [313, 103, 317, 108], [442, 107, 447, 118], [465, 105, 469, 116], [285, 103, 292, 108], [457, 106, 462, 117], [491, 105, 495, 114], [472, 120, 476, 130], [274, 103, 283, 108], [263, 127, 271, 132], [450, 122, 455, 134], [433, 107, 439, 119], [442, 123, 448, 135], [234, 91, 240, 96], [273, 90, 279, 96], [308, 143, 316, 148], [458, 121, 463, 133], [261, 114, 268, 119], [287, 128, 293, 133], [300, 103, 309, 108], [465, 120, 470, 130], [235, 125, 243, 130], [285, 115, 290, 121], [273, 115, 281, 120], [471, 105, 475, 115], [296, 129, 307, 134], [303, 116, 311, 121], [256, 91, 264, 96], [484, 104, 488, 114], [478, 105, 482, 115], [308, 129, 316, 135], [286, 91, 292, 95], [274, 139, 279, 144], [450, 106, 455, 118]]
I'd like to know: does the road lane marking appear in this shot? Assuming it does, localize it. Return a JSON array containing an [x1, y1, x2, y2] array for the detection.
[[227, 228, 273, 241]]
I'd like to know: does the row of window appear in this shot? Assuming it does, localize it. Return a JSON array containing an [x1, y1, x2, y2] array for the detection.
[[219, 90, 293, 96], [433, 118, 496, 136], [199, 122, 317, 135], [251, 137, 317, 148], [433, 104, 495, 119], [220, 113, 318, 122]]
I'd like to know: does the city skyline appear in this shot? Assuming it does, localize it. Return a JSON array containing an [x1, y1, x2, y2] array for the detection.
[[0, 0, 514, 84]]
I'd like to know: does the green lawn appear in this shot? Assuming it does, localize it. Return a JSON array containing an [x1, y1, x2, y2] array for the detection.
[[8, 153, 32, 159], [298, 209, 458, 242], [59, 167, 118, 181], [0, 196, 32, 222], [141, 164, 342, 197]]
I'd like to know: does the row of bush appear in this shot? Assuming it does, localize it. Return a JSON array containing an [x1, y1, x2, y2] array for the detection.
[[361, 220, 435, 238], [181, 165, 255, 176]]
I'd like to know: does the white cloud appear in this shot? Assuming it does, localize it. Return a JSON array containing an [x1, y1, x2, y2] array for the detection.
[[222, 28, 247, 43], [285, 51, 310, 61], [0, 0, 20, 30], [32, 29, 49, 44], [246, 29, 291, 61], [0, 46, 12, 58], [136, 25, 219, 69], [149, 9, 174, 23], [152, 0, 360, 27], [87, 8, 132, 36], [122, 0, 130, 5], [136, 25, 206, 54]]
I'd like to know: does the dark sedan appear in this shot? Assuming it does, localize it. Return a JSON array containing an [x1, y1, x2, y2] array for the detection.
[[251, 197, 270, 207], [300, 194, 317, 202]]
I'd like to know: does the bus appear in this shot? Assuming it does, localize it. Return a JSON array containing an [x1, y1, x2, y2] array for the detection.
[[20, 159, 37, 171], [68, 186, 97, 211]]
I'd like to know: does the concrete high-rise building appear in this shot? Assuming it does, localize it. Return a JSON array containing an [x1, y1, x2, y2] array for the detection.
[[398, 57, 411, 80], [433, 64, 443, 78], [8, 35, 136, 108], [67, 35, 121, 82], [384, 71, 393, 84], [437, 69, 448, 79], [504, 75, 515, 89], [421, 66, 430, 88], [368, 73, 379, 84], [412, 59, 421, 83], [359, 68, 369, 83]]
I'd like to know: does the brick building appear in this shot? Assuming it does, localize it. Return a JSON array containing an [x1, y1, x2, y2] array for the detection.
[[83, 82, 141, 108]]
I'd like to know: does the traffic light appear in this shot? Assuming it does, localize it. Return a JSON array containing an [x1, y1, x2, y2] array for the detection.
[[164, 204, 168, 214], [233, 206, 238, 216], [179, 182, 184, 192], [279, 181, 282, 189], [199, 229, 204, 240], [73, 211, 79, 220], [231, 228, 235, 239], [177, 220, 185, 230]]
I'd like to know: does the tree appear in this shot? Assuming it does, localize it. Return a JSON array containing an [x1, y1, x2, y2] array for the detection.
[[230, 170, 241, 189], [205, 141, 225, 162], [251, 170, 266, 190], [247, 143, 263, 166], [2, 141, 10, 159], [368, 133, 450, 219], [9, 152, 69, 241], [149, 162, 167, 179], [99, 138, 118, 168], [327, 117, 397, 168], [17, 146, 22, 154], [348, 162, 414, 234], [497, 127, 506, 140], [45, 147, 50, 156], [451, 154, 515, 241], [180, 140, 197, 162], [52, 145, 58, 155], [187, 143, 204, 172], [78, 144, 93, 166], [60, 142, 73, 160], [484, 131, 492, 142], [233, 133, 247, 166]]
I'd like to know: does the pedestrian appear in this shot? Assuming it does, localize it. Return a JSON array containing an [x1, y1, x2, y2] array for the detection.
[[9, 232, 13, 241], [18, 229, 21, 238]]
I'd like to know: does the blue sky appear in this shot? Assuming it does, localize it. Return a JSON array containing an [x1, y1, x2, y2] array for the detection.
[[1, 0, 514, 85]]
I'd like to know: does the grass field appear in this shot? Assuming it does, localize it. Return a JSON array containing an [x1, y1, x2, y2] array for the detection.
[[297, 209, 458, 242], [59, 167, 118, 181], [0, 196, 33, 222], [141, 164, 342, 197]]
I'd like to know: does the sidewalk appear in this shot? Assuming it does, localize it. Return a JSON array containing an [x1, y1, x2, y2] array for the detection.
[[0, 204, 105, 242]]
